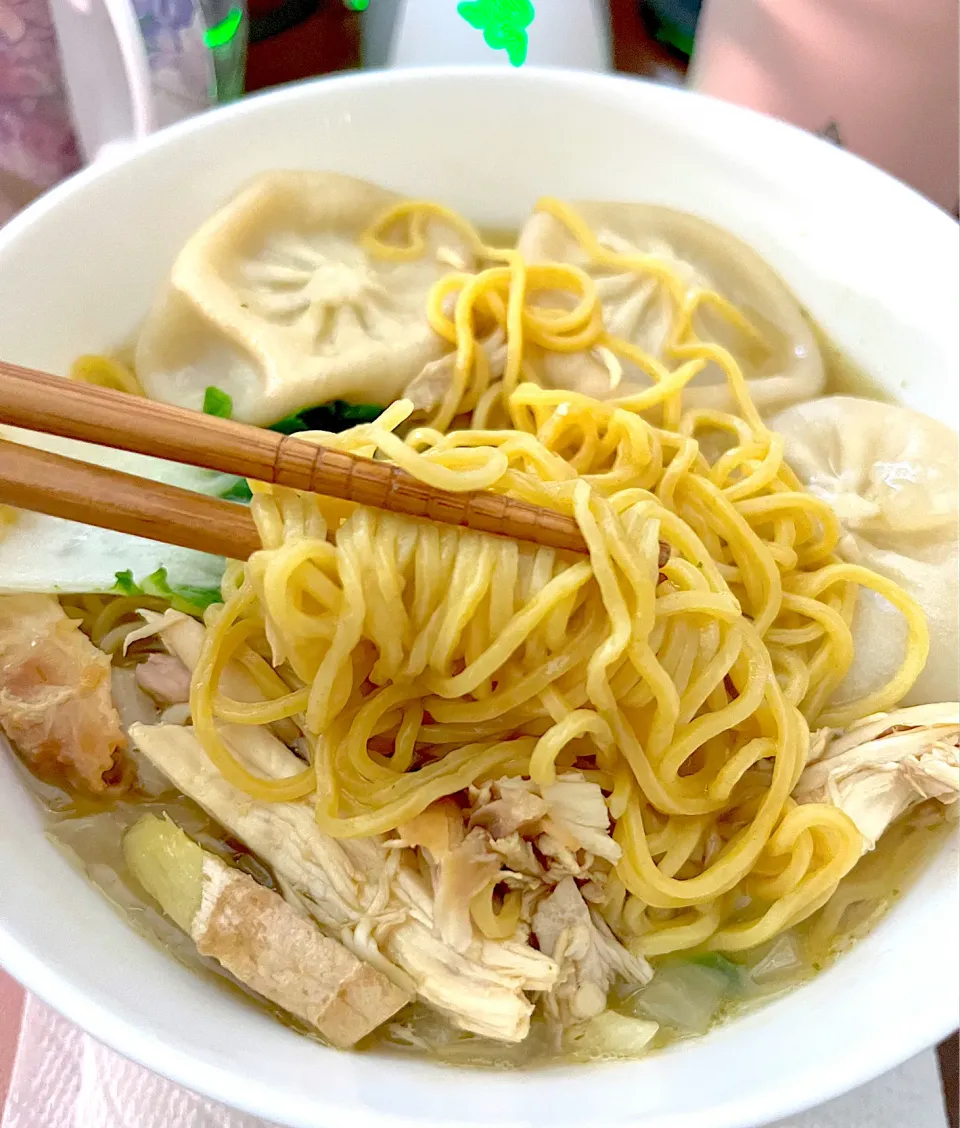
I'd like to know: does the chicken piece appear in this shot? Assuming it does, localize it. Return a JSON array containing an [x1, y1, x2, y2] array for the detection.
[[487, 832, 544, 878], [130, 722, 558, 1042], [128, 609, 298, 742], [402, 802, 502, 952], [397, 798, 465, 857], [433, 827, 502, 953], [126, 610, 258, 701], [125, 814, 409, 1047], [405, 799, 552, 949], [130, 723, 383, 936], [135, 653, 191, 705], [794, 703, 960, 852], [536, 831, 593, 883], [469, 778, 548, 839], [541, 774, 622, 864], [468, 773, 621, 870], [386, 926, 556, 1042], [533, 877, 653, 1029], [0, 594, 128, 791]]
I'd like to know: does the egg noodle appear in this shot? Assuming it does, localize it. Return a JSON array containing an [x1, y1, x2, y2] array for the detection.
[[91, 200, 931, 957]]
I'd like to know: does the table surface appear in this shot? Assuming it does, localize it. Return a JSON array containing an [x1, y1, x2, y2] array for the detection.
[[0, 1, 956, 1124]]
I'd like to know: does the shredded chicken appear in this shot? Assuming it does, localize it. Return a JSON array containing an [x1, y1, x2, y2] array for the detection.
[[397, 797, 464, 857], [533, 877, 653, 1030], [132, 719, 558, 1043], [0, 595, 129, 791], [471, 780, 548, 843], [469, 779, 548, 839], [415, 773, 627, 957], [487, 832, 543, 878], [131, 608, 298, 742], [401, 804, 507, 953], [132, 610, 690, 1040], [135, 652, 192, 705], [795, 703, 960, 851], [542, 775, 622, 864], [537, 831, 592, 882], [433, 827, 502, 953], [469, 774, 621, 870]]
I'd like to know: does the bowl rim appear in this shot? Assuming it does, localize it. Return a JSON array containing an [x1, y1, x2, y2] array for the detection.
[[0, 64, 956, 1128]]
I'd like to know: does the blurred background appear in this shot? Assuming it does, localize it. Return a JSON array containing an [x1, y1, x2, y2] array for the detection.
[[1, 0, 957, 220]]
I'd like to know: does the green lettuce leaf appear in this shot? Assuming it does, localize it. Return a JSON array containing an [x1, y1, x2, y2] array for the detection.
[[112, 566, 222, 617]]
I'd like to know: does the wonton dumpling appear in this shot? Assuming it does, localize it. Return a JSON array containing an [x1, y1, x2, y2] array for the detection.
[[772, 396, 960, 706], [516, 202, 824, 414], [136, 172, 475, 425]]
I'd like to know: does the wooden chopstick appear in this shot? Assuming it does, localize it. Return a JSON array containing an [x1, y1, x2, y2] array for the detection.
[[0, 360, 589, 556], [0, 437, 262, 560]]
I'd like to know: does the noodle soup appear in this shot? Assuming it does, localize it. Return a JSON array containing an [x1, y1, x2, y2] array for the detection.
[[1, 174, 956, 1068]]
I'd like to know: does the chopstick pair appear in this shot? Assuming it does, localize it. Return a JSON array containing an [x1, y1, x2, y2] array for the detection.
[[0, 360, 590, 562]]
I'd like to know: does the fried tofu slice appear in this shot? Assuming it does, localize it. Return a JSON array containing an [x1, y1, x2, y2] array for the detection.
[[124, 814, 410, 1048]]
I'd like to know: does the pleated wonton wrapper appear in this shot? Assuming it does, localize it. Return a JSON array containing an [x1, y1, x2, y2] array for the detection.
[[772, 395, 960, 707], [136, 172, 476, 425], [516, 201, 824, 414]]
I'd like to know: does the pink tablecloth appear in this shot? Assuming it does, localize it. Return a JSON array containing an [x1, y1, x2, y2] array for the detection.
[[0, 973, 23, 1112]]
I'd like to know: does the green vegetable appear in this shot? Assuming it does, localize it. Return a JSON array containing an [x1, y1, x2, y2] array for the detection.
[[269, 401, 383, 435], [689, 951, 743, 987], [202, 386, 233, 419], [218, 478, 253, 503], [205, 389, 381, 435], [112, 566, 222, 616], [336, 402, 384, 424], [112, 569, 140, 597]]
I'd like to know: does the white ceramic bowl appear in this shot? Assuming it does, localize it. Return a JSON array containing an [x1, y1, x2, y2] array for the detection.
[[0, 69, 956, 1128]]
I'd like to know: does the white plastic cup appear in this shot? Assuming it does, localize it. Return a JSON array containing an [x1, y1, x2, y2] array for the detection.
[[362, 0, 610, 71]]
